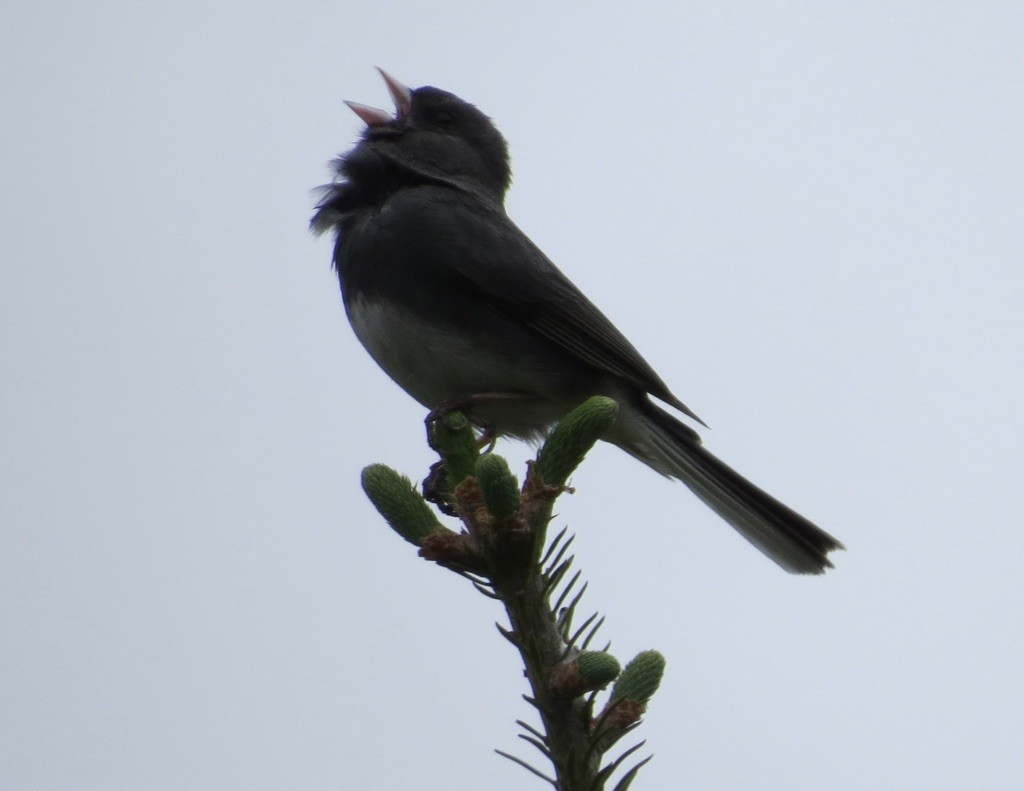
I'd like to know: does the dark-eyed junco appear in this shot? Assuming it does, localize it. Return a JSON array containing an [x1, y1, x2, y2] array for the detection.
[[312, 70, 843, 574]]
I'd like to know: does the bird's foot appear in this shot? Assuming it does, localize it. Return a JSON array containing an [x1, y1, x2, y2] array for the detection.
[[424, 392, 524, 451], [422, 460, 457, 516]]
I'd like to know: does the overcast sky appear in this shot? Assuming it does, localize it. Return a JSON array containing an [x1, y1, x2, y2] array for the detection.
[[3, 2, 1022, 789]]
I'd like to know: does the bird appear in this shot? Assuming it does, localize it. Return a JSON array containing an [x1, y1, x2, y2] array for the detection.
[[312, 69, 844, 574]]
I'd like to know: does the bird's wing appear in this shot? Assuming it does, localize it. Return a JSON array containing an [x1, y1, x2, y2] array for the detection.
[[378, 186, 703, 423]]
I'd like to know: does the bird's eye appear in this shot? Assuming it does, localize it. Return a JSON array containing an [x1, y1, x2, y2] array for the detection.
[[432, 110, 453, 125]]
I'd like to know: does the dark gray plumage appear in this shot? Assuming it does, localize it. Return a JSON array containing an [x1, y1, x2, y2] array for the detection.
[[312, 70, 844, 574]]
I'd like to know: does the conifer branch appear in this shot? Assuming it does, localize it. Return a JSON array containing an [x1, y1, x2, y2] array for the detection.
[[360, 397, 667, 789]]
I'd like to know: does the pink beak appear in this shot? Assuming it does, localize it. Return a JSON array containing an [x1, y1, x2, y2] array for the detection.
[[345, 68, 413, 127]]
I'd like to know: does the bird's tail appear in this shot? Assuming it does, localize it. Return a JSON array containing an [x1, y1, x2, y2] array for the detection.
[[615, 400, 844, 574]]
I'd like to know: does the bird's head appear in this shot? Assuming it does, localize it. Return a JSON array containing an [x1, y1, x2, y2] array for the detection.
[[343, 69, 511, 201]]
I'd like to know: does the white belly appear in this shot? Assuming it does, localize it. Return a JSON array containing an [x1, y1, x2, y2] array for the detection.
[[346, 296, 573, 437]]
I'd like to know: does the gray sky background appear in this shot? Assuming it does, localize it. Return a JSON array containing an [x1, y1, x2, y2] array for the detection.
[[3, 2, 1022, 789]]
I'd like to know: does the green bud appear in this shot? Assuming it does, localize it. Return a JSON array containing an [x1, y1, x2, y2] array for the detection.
[[430, 411, 479, 486], [576, 651, 621, 687], [474, 454, 521, 518], [611, 650, 666, 705], [361, 464, 443, 544], [535, 397, 619, 486]]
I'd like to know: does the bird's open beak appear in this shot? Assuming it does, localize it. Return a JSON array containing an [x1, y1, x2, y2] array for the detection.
[[345, 68, 413, 127]]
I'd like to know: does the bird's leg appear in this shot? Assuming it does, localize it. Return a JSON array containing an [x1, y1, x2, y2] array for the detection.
[[424, 392, 526, 451], [422, 393, 526, 512]]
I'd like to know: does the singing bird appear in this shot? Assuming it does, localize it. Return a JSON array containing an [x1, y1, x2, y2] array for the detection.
[[312, 70, 843, 574]]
